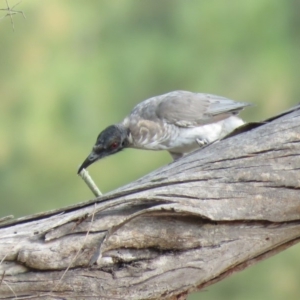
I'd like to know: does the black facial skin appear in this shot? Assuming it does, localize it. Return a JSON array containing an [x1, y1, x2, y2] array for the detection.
[[77, 125, 128, 174]]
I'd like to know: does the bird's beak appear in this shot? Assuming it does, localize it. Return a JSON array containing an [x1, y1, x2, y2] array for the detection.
[[77, 151, 100, 174]]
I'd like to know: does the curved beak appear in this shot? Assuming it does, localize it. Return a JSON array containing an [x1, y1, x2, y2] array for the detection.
[[77, 151, 100, 174]]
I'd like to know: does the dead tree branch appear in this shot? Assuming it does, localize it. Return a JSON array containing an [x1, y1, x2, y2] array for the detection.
[[1, 105, 300, 299], [0, 0, 25, 31]]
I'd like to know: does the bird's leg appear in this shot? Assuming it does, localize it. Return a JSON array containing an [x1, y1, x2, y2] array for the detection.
[[168, 151, 183, 161]]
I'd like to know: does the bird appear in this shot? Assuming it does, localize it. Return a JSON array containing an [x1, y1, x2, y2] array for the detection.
[[78, 90, 251, 173]]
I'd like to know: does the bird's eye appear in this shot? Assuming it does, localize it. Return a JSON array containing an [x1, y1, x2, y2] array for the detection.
[[110, 142, 119, 150]]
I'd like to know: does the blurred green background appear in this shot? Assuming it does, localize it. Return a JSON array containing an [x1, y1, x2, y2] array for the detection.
[[0, 0, 299, 299]]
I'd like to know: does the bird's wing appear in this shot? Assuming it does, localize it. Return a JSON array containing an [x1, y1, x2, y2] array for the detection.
[[155, 91, 251, 127]]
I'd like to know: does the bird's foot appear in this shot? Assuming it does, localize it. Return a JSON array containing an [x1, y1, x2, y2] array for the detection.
[[196, 138, 209, 148]]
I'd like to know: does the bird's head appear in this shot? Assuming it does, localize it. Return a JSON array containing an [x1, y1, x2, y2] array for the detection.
[[77, 125, 129, 174]]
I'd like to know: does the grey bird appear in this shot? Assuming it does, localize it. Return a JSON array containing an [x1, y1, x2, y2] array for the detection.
[[78, 90, 250, 173]]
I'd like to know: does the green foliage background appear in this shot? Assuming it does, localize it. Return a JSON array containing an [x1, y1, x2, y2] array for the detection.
[[0, 1, 299, 299]]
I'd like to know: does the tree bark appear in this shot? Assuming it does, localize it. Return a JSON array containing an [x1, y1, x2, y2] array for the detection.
[[1, 105, 300, 300]]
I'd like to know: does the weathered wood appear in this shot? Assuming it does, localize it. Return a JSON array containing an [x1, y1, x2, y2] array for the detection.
[[0, 105, 300, 299]]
